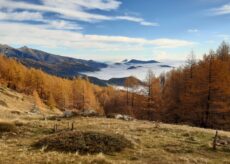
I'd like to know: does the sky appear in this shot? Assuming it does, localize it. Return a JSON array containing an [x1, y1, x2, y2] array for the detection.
[[0, 0, 230, 61]]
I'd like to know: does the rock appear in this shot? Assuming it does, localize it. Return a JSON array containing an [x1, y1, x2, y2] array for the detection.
[[79, 109, 99, 117], [31, 105, 40, 114], [46, 111, 78, 120], [63, 110, 76, 118], [107, 113, 134, 121], [123, 115, 134, 121], [115, 114, 124, 119], [219, 140, 228, 145], [48, 109, 99, 120]]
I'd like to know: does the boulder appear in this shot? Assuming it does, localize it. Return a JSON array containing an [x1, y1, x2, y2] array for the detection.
[[107, 113, 134, 121], [62, 110, 79, 118], [79, 109, 99, 117]]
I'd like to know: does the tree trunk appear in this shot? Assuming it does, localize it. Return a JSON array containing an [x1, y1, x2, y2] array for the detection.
[[126, 87, 129, 106], [204, 55, 213, 127]]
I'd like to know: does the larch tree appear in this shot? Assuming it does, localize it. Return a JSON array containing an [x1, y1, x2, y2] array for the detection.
[[47, 93, 56, 109], [145, 70, 155, 108], [124, 76, 140, 107], [32, 90, 44, 112]]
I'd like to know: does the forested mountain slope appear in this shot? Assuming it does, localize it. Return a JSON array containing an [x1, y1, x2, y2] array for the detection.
[[0, 44, 107, 77]]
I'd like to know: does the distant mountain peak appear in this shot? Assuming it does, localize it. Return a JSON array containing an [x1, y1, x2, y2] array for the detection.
[[126, 59, 159, 64], [0, 44, 11, 49], [19, 46, 29, 50], [122, 59, 128, 63]]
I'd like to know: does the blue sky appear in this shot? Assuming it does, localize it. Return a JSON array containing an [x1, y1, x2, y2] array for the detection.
[[0, 0, 230, 61]]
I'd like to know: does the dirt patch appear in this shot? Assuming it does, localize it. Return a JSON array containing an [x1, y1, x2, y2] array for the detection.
[[33, 131, 132, 154]]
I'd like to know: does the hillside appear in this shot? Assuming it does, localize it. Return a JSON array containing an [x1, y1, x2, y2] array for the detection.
[[0, 86, 230, 164], [0, 86, 61, 116], [0, 44, 107, 77]]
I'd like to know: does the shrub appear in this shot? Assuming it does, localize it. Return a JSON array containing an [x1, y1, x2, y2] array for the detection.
[[33, 131, 132, 154]]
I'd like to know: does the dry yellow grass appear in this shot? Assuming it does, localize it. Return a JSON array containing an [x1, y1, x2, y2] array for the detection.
[[0, 117, 229, 164], [0, 86, 61, 120], [0, 86, 230, 164]]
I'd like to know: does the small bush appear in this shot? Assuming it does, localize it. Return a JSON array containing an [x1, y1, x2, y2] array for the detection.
[[0, 120, 15, 132], [33, 131, 132, 154]]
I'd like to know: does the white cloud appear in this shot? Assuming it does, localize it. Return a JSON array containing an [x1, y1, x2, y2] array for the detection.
[[0, 0, 111, 22], [153, 51, 169, 60], [216, 34, 230, 40], [149, 39, 194, 48], [115, 16, 159, 26], [0, 0, 193, 55], [0, 0, 157, 26], [0, 11, 43, 21], [205, 40, 216, 44], [44, 20, 83, 30], [0, 10, 82, 31], [140, 21, 159, 27], [42, 0, 121, 11], [187, 29, 199, 33], [209, 4, 230, 15], [0, 22, 194, 50]]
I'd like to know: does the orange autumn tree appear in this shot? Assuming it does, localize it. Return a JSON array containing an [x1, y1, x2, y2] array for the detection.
[[32, 90, 45, 112], [161, 42, 230, 129], [0, 55, 103, 114], [124, 76, 140, 107]]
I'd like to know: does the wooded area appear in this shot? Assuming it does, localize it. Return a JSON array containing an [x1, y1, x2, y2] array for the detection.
[[0, 42, 230, 130], [161, 42, 230, 130]]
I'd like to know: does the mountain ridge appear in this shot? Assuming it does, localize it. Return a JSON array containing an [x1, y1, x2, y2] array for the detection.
[[125, 59, 159, 64], [0, 44, 144, 86], [0, 44, 108, 74]]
